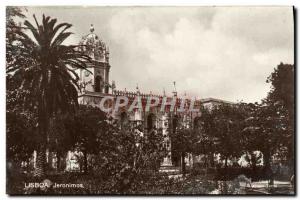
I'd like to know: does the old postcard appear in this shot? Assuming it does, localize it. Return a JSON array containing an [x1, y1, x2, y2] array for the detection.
[[6, 6, 295, 195]]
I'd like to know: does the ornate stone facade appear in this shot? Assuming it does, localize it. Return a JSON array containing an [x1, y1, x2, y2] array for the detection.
[[76, 26, 231, 167], [77, 24, 110, 94]]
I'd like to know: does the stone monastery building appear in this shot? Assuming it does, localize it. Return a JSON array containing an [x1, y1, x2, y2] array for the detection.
[[75, 25, 233, 168]]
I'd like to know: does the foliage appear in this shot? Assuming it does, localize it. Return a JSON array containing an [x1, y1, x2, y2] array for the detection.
[[170, 117, 196, 174], [267, 63, 294, 117], [63, 105, 106, 172], [6, 7, 295, 193], [6, 7, 25, 63], [6, 7, 37, 165], [7, 14, 92, 119], [7, 14, 92, 176], [192, 108, 217, 167], [242, 63, 294, 172], [215, 166, 266, 181], [6, 110, 37, 162], [89, 120, 166, 193], [266, 63, 294, 167], [210, 104, 244, 167], [244, 151, 263, 170], [242, 102, 290, 175]]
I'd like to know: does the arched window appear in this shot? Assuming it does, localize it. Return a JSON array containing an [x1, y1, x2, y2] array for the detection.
[[95, 76, 102, 92], [172, 115, 178, 134], [120, 112, 128, 129], [147, 113, 156, 131]]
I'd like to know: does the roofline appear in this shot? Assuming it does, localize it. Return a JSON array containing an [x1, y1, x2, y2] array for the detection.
[[199, 97, 235, 104], [79, 92, 235, 105]]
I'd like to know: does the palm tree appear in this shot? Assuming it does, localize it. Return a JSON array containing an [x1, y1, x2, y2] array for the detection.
[[7, 14, 91, 177]]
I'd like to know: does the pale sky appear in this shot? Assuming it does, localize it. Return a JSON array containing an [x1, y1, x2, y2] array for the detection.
[[20, 6, 294, 103]]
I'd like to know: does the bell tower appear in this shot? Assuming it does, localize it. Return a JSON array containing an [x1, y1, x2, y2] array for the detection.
[[78, 24, 110, 93]]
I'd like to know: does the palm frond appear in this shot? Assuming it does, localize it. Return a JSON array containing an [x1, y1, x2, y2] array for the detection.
[[24, 20, 41, 45], [10, 14, 92, 118], [51, 32, 73, 47]]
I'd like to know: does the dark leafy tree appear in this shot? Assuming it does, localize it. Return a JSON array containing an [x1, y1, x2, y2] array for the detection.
[[6, 6, 25, 63], [47, 114, 73, 171], [267, 63, 294, 117], [212, 104, 244, 169], [6, 6, 38, 176], [173, 127, 194, 175], [239, 102, 263, 172], [193, 107, 217, 169], [7, 110, 37, 165], [266, 63, 294, 169], [64, 105, 106, 173], [92, 119, 165, 193], [242, 63, 294, 177], [7, 14, 91, 177], [242, 102, 287, 178]]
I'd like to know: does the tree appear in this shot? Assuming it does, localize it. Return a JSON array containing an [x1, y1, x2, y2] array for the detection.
[[6, 6, 25, 63], [91, 118, 165, 193], [241, 63, 294, 178], [168, 114, 196, 175], [193, 107, 217, 169], [173, 127, 194, 175], [239, 102, 263, 172], [7, 110, 37, 166], [7, 14, 91, 177], [267, 63, 294, 117], [47, 113, 73, 171], [266, 63, 294, 169], [212, 104, 244, 169], [64, 105, 106, 173], [6, 7, 39, 177], [242, 102, 286, 178]]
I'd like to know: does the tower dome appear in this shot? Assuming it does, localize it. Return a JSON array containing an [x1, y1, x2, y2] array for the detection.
[[79, 24, 109, 63], [77, 25, 111, 94]]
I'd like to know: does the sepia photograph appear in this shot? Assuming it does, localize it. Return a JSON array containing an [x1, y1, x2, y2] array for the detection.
[[6, 6, 295, 195]]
